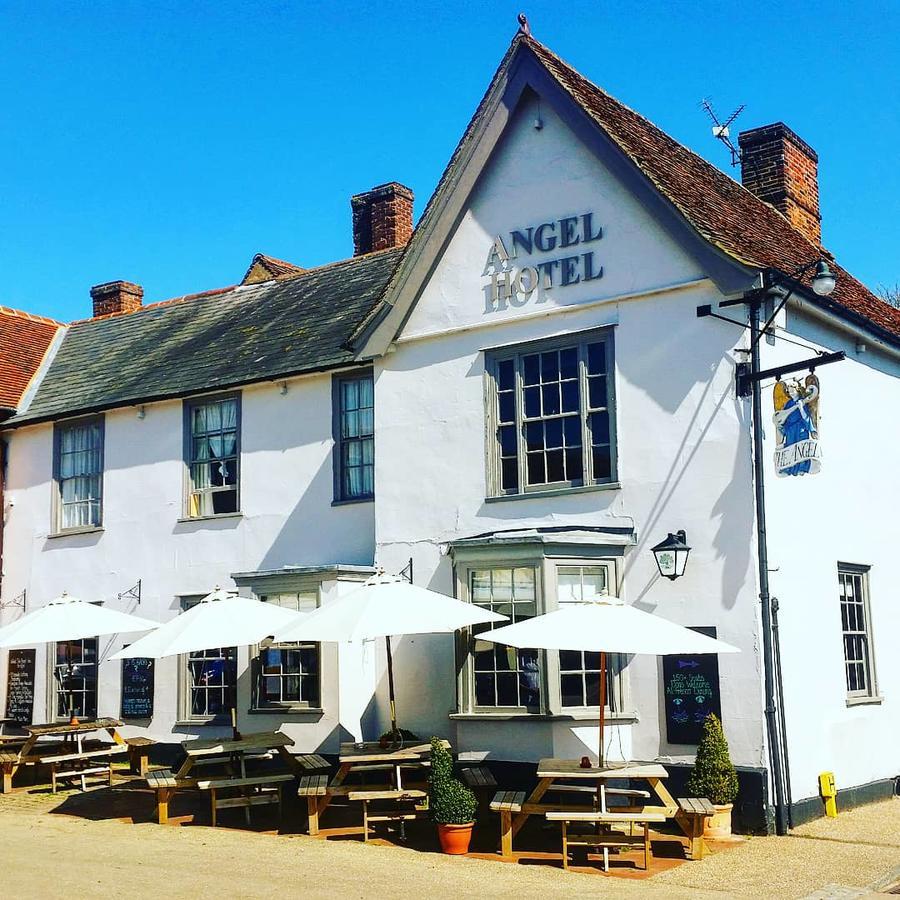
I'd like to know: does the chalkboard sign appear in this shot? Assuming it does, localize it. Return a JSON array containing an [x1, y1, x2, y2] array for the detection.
[[5, 648, 36, 724], [663, 626, 722, 745], [120, 657, 154, 719]]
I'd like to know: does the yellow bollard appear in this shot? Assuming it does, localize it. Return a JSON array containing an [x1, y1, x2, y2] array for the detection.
[[819, 772, 838, 817]]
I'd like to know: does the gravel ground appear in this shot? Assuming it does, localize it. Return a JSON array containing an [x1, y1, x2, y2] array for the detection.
[[0, 794, 897, 899]]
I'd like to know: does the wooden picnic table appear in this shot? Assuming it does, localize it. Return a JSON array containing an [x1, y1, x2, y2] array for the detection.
[[1, 718, 132, 793], [503, 759, 679, 855], [304, 740, 448, 835], [150, 730, 300, 825]]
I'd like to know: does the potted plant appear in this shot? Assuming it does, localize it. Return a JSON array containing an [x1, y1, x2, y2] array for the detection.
[[686, 713, 739, 837], [429, 737, 477, 854]]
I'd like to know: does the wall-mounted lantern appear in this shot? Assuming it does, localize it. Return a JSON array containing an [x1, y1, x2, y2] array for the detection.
[[652, 530, 691, 580]]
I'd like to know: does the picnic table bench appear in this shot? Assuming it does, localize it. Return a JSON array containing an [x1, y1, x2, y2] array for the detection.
[[676, 797, 716, 860], [304, 740, 447, 838], [547, 809, 667, 871], [349, 788, 428, 842], [37, 744, 128, 793], [0, 718, 148, 793], [147, 731, 300, 825]]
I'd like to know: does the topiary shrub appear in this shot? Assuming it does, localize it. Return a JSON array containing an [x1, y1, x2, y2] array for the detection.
[[686, 713, 739, 806], [429, 737, 477, 825]]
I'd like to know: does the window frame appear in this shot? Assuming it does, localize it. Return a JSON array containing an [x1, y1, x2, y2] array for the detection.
[[48, 636, 99, 721], [484, 328, 617, 499], [332, 368, 375, 504], [52, 414, 105, 534], [837, 563, 880, 704], [176, 594, 238, 724], [182, 392, 242, 519], [454, 554, 628, 718], [251, 588, 323, 712]]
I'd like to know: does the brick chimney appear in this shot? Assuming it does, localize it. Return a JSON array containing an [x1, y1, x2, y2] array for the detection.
[[738, 123, 821, 245], [351, 182, 414, 256], [90, 281, 144, 318]]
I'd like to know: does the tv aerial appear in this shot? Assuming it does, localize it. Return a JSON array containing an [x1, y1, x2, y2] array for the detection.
[[701, 98, 745, 167]]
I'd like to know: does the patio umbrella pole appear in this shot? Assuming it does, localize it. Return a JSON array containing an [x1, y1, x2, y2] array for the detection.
[[385, 634, 398, 737], [66, 639, 78, 725], [597, 650, 606, 768]]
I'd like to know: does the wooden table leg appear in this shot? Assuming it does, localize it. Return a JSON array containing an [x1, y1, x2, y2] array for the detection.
[[511, 778, 551, 839], [211, 788, 217, 828], [561, 821, 569, 871], [157, 788, 171, 825], [307, 796, 320, 835], [2, 765, 12, 794], [500, 810, 513, 859]]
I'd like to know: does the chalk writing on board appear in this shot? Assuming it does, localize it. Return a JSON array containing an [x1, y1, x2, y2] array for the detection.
[[121, 656, 154, 719], [662, 626, 722, 745], [6, 649, 36, 724]]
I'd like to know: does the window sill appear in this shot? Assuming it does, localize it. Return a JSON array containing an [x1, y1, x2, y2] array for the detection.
[[485, 482, 621, 503], [846, 695, 884, 707], [174, 719, 231, 728], [47, 526, 104, 539], [247, 707, 324, 718], [450, 711, 638, 724], [331, 497, 374, 507], [176, 512, 243, 524]]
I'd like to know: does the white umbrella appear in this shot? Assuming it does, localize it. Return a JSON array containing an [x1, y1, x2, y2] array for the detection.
[[482, 595, 739, 765], [0, 592, 157, 649], [273, 572, 508, 736], [0, 591, 158, 721], [110, 589, 302, 660]]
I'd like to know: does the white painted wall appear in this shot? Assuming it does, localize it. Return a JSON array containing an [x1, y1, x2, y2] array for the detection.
[[372, 94, 766, 768], [0, 373, 375, 751], [762, 309, 900, 802]]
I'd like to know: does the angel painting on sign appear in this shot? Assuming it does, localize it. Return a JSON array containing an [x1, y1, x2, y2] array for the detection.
[[772, 373, 821, 476]]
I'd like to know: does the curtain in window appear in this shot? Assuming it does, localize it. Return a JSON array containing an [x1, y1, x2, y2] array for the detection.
[[59, 422, 102, 529]]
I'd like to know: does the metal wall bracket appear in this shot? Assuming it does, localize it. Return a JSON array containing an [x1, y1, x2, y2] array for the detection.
[[0, 589, 25, 610], [117, 579, 142, 605]]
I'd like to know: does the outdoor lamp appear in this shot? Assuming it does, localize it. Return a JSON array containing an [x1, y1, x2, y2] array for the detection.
[[811, 260, 836, 296], [652, 530, 691, 580]]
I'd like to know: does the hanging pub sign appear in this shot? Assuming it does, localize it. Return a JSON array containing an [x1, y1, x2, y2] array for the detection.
[[663, 627, 722, 745], [5, 648, 36, 725], [773, 373, 821, 477], [120, 656, 154, 720], [482, 211, 603, 312]]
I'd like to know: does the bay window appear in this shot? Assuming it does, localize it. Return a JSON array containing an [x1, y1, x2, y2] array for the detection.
[[254, 591, 321, 710], [455, 547, 628, 717]]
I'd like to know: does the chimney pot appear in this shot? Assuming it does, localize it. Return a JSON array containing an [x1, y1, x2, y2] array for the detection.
[[351, 182, 414, 256], [90, 280, 143, 318], [738, 123, 822, 245]]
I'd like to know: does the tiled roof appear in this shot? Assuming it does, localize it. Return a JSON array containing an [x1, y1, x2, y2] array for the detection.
[[0, 308, 61, 410], [522, 37, 900, 338], [7, 248, 401, 425], [241, 253, 305, 285]]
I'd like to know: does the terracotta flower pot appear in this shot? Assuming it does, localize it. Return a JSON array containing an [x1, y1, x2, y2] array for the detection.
[[437, 822, 474, 854], [703, 803, 733, 838]]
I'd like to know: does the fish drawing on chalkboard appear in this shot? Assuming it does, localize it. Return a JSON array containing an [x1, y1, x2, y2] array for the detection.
[[678, 660, 699, 669]]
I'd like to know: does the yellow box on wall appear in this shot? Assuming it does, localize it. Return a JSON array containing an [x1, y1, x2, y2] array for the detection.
[[819, 771, 838, 817]]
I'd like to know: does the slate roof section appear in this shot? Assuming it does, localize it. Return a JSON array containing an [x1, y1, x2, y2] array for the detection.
[[0, 307, 61, 411], [523, 37, 900, 338], [8, 248, 401, 426]]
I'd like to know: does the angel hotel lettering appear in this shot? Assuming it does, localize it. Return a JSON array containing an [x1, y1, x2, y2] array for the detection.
[[483, 212, 603, 312]]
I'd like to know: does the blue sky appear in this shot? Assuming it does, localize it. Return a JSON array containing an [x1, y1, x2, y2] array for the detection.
[[1, 1, 897, 321]]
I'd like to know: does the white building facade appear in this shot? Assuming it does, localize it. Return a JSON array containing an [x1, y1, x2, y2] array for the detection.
[[1, 34, 897, 831]]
